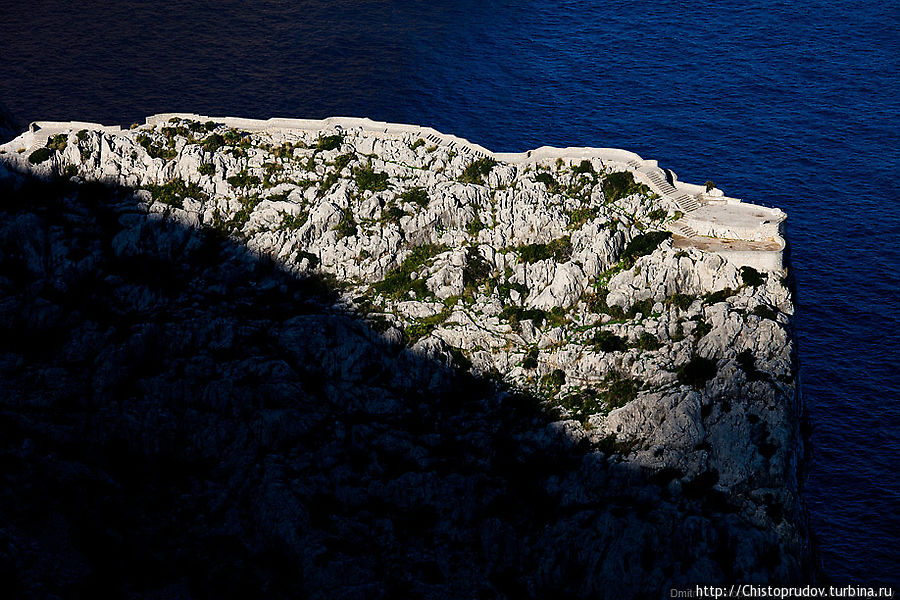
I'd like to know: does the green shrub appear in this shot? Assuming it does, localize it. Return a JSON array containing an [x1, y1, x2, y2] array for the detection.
[[499, 306, 546, 331], [547, 306, 567, 327], [523, 348, 539, 369], [459, 158, 497, 184], [567, 207, 599, 229], [621, 231, 671, 264], [534, 172, 558, 192], [298, 251, 319, 268], [497, 279, 528, 301], [740, 266, 767, 287], [227, 195, 261, 232], [635, 332, 661, 351], [753, 304, 778, 320], [592, 330, 628, 352], [405, 309, 450, 343], [198, 163, 216, 176], [648, 208, 668, 221], [316, 134, 343, 151], [371, 244, 447, 299], [668, 293, 696, 310], [137, 133, 177, 160], [693, 319, 713, 339], [462, 246, 492, 288], [677, 355, 718, 389], [227, 170, 261, 188], [354, 165, 389, 192], [572, 160, 595, 175], [410, 139, 425, 150], [466, 218, 486, 236], [318, 171, 340, 196], [381, 205, 408, 224], [76, 129, 89, 142], [516, 236, 572, 264], [398, 187, 429, 207], [280, 211, 308, 229], [202, 133, 226, 152], [601, 371, 639, 409], [334, 208, 358, 238], [47, 134, 68, 151], [626, 298, 654, 319], [332, 152, 355, 171], [223, 129, 249, 146], [541, 369, 566, 394], [556, 388, 603, 421], [585, 290, 625, 318], [143, 178, 208, 209], [602, 171, 643, 203], [28, 147, 51, 164], [64, 165, 78, 177], [705, 287, 736, 304]]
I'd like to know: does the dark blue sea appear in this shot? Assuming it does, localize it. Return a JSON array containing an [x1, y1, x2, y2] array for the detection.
[[1, 0, 897, 585]]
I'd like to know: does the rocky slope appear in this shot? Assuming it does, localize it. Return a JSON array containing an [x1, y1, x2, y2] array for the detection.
[[0, 117, 813, 598]]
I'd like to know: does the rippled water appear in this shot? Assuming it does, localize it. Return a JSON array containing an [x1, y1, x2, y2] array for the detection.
[[1, 0, 897, 585]]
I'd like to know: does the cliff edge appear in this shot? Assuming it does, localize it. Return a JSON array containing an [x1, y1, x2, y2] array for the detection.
[[0, 115, 812, 598]]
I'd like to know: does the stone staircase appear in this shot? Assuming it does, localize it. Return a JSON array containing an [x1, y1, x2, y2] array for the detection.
[[670, 222, 699, 238], [626, 159, 701, 213], [425, 133, 492, 159]]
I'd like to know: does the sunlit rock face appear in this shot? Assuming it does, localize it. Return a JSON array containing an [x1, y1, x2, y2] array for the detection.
[[0, 116, 813, 598]]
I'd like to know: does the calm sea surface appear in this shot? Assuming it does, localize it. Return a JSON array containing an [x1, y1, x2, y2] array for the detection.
[[1, 0, 897, 585]]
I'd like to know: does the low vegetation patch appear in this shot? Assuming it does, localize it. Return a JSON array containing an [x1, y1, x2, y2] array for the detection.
[[602, 171, 645, 203], [465, 218, 486, 236], [28, 147, 51, 164], [499, 306, 546, 331], [405, 309, 451, 343], [462, 246, 492, 289], [47, 134, 68, 152], [753, 304, 778, 320], [144, 178, 208, 209], [592, 330, 628, 352], [334, 209, 358, 238], [459, 158, 497, 185], [621, 231, 671, 265], [667, 293, 697, 311], [280, 211, 308, 230], [677, 355, 718, 389], [227, 170, 261, 189], [516, 236, 572, 264], [316, 134, 344, 151], [705, 287, 736, 304], [398, 187, 429, 208], [541, 369, 566, 395], [740, 266, 767, 287], [354, 165, 390, 192], [372, 244, 447, 300]]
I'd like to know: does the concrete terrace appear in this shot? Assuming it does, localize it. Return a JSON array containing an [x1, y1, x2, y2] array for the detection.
[[8, 113, 787, 272]]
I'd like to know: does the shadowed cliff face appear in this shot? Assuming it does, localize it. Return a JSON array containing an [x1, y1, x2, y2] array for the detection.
[[0, 103, 22, 145], [0, 168, 811, 599]]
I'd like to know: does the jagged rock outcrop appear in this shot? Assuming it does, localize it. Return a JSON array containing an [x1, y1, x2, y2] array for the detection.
[[0, 116, 813, 598]]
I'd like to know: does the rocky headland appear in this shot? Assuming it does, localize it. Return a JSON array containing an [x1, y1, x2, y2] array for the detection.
[[0, 114, 813, 598]]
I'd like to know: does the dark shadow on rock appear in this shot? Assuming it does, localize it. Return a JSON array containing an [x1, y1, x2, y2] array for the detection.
[[0, 167, 809, 599], [0, 101, 23, 145]]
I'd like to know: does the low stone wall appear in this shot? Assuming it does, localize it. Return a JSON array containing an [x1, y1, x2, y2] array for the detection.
[[716, 247, 784, 272]]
